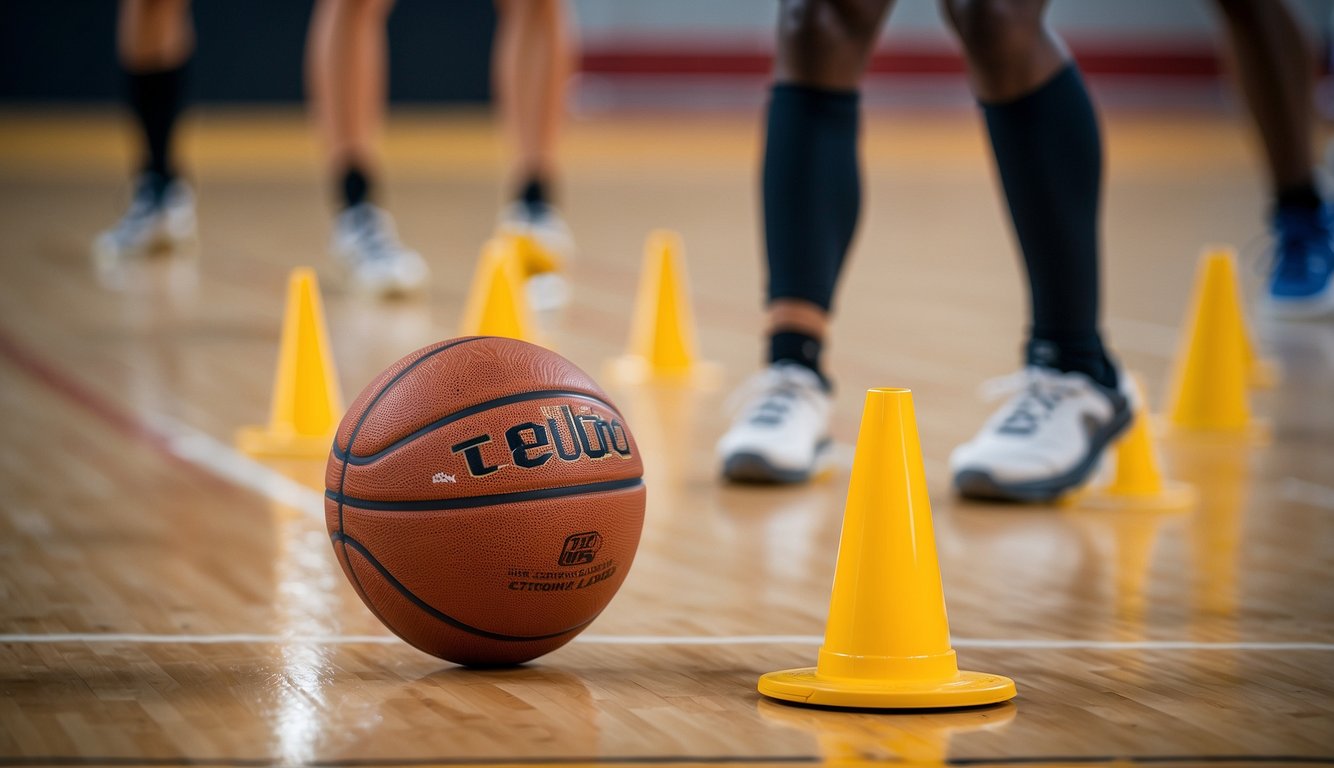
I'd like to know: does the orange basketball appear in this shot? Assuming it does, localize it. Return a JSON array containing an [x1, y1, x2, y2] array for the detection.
[[325, 336, 645, 666]]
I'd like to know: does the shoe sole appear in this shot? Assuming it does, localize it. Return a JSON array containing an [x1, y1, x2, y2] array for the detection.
[[1261, 291, 1334, 321], [953, 405, 1135, 504], [723, 440, 831, 485]]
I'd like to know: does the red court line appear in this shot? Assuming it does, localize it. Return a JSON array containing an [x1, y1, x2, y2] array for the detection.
[[0, 326, 233, 491]]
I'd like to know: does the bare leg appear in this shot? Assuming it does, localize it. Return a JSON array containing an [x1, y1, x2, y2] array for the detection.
[[493, 0, 573, 197], [306, 0, 394, 199], [118, 0, 193, 71], [942, 0, 1064, 101]]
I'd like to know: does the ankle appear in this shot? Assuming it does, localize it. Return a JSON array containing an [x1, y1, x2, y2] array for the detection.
[[1025, 337, 1118, 390], [770, 330, 831, 391]]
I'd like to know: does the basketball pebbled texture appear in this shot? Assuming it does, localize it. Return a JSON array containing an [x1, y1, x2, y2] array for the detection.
[[325, 336, 646, 666]]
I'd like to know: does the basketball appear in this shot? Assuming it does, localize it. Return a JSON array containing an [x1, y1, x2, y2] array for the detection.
[[324, 336, 646, 666]]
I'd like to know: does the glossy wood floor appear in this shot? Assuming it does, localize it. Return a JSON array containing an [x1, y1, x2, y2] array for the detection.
[[1, 106, 1332, 767]]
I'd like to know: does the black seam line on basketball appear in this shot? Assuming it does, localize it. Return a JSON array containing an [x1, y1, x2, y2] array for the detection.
[[332, 389, 624, 465], [330, 533, 597, 643], [337, 336, 489, 541], [2, 757, 1331, 767], [328, 476, 643, 512], [336, 537, 396, 640]]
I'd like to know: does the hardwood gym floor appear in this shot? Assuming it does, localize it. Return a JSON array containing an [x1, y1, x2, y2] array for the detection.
[[0, 106, 1331, 766]]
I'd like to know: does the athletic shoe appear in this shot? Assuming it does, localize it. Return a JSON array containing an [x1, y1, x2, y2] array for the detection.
[[1263, 205, 1334, 319], [93, 173, 197, 264], [499, 201, 574, 311], [499, 200, 575, 268], [716, 362, 833, 483], [331, 204, 429, 297], [950, 366, 1133, 503]]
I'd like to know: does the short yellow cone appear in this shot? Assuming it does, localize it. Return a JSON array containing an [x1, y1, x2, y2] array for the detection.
[[607, 230, 718, 385], [1164, 249, 1264, 436], [1078, 376, 1195, 510], [509, 232, 564, 277], [459, 237, 540, 343], [236, 268, 344, 458], [758, 388, 1015, 709]]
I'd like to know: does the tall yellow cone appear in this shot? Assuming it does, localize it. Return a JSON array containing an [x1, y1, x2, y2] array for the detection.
[[1164, 248, 1265, 437], [758, 388, 1015, 709], [459, 237, 540, 343], [607, 230, 719, 385], [236, 268, 344, 458], [1078, 377, 1195, 510]]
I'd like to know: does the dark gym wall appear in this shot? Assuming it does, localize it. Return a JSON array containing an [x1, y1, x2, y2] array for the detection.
[[0, 1, 497, 103]]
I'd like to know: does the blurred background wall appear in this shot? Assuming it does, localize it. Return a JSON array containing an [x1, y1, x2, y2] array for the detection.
[[1, 0, 1330, 104]]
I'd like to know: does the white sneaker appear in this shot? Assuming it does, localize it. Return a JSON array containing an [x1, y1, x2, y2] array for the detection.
[[331, 204, 429, 297], [499, 201, 574, 311], [716, 362, 833, 483], [93, 174, 197, 265], [498, 200, 575, 266], [950, 366, 1133, 503]]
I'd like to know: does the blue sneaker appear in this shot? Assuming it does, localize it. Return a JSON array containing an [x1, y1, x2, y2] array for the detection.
[[1264, 205, 1334, 319]]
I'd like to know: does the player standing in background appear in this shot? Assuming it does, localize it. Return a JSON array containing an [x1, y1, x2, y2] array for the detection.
[[94, 0, 197, 266], [717, 0, 1334, 500], [718, 0, 1135, 501], [306, 0, 575, 297], [96, 0, 577, 301], [1213, 0, 1334, 318]]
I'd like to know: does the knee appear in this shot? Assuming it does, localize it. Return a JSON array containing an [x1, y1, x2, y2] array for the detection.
[[943, 0, 1046, 70], [778, 0, 883, 87]]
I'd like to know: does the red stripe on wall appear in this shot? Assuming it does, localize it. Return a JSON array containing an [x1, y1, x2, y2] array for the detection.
[[580, 43, 1223, 79]]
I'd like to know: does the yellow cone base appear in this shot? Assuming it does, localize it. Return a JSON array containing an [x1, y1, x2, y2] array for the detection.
[[235, 425, 335, 459], [758, 667, 1016, 709], [1156, 414, 1272, 445], [605, 354, 723, 389], [1077, 481, 1197, 512]]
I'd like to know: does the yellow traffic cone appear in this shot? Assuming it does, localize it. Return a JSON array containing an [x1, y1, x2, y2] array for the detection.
[[236, 268, 344, 458], [758, 388, 1016, 709], [1078, 377, 1196, 510], [1194, 244, 1281, 391], [459, 238, 541, 343], [509, 232, 564, 278], [607, 230, 719, 386], [1163, 248, 1266, 438]]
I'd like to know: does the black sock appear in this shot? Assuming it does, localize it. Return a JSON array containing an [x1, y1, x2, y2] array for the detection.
[[517, 177, 550, 211], [763, 84, 861, 312], [1026, 338, 1118, 390], [769, 330, 830, 390], [127, 62, 188, 199], [1276, 180, 1323, 213], [983, 65, 1114, 388], [340, 166, 373, 209]]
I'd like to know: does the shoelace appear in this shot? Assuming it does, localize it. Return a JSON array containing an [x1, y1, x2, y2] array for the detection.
[[347, 208, 405, 263], [978, 369, 1081, 437], [724, 368, 824, 427], [109, 193, 161, 245]]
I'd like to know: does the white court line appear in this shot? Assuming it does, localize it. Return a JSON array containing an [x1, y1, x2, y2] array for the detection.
[[144, 413, 327, 520], [0, 633, 1329, 651]]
